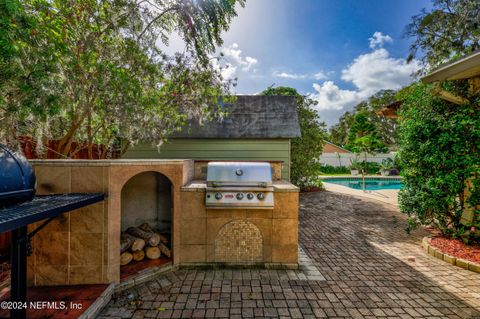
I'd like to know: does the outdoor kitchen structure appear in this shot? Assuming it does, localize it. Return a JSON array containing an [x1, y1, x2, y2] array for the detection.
[[24, 95, 300, 288]]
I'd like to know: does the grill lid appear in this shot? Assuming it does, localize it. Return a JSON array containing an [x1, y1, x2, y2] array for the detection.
[[0, 144, 36, 207], [206, 162, 272, 187]]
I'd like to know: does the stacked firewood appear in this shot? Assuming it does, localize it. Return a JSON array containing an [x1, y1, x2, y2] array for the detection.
[[120, 223, 171, 266]]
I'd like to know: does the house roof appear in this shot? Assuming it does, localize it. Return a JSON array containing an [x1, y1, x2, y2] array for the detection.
[[171, 95, 301, 139], [376, 101, 402, 119], [422, 50, 480, 83], [323, 141, 352, 154]]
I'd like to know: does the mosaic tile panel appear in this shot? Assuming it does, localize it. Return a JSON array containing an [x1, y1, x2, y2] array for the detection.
[[214, 220, 263, 262]]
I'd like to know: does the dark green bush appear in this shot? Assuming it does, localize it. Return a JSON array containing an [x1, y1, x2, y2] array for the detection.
[[320, 165, 350, 174], [360, 161, 380, 174], [397, 83, 480, 242], [320, 163, 381, 175]]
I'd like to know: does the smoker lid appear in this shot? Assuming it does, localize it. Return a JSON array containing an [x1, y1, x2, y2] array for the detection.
[[206, 162, 272, 186]]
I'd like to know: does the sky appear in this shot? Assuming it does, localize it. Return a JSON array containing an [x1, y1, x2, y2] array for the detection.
[[166, 0, 432, 127]]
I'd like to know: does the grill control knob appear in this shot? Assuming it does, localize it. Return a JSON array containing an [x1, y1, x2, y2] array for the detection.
[[236, 193, 244, 200], [235, 168, 243, 176], [215, 193, 223, 200], [247, 193, 254, 200], [257, 193, 265, 200]]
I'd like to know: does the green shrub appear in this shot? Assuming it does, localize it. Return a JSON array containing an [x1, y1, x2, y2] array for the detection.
[[360, 161, 380, 174], [397, 83, 480, 242], [320, 165, 350, 174], [380, 158, 394, 170]]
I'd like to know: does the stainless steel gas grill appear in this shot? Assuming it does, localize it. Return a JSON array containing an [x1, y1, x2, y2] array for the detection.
[[205, 162, 274, 209]]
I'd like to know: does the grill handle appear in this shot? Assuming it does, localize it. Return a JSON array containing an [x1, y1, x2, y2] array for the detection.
[[209, 182, 269, 188]]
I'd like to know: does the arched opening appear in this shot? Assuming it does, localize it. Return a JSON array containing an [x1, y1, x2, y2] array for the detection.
[[120, 171, 172, 280]]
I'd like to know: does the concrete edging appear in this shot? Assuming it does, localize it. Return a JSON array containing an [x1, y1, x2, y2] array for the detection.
[[78, 283, 115, 319], [422, 237, 480, 274], [78, 264, 177, 318], [114, 263, 177, 293]]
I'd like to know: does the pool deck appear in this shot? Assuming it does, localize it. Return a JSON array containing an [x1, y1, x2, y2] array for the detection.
[[322, 181, 399, 206]]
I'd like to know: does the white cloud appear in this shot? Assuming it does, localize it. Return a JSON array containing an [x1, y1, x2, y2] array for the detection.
[[221, 43, 258, 71], [272, 70, 331, 80], [313, 71, 328, 80], [273, 71, 308, 80], [368, 31, 393, 49], [341, 48, 420, 96], [310, 33, 420, 126], [221, 64, 237, 81], [211, 43, 258, 82], [311, 81, 364, 111]]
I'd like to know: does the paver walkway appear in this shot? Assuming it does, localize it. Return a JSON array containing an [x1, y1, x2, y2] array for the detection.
[[100, 192, 480, 319]]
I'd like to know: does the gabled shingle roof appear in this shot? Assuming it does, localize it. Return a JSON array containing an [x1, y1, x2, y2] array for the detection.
[[171, 95, 301, 139]]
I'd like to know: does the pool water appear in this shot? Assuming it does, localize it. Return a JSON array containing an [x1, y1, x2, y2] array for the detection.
[[323, 178, 403, 190]]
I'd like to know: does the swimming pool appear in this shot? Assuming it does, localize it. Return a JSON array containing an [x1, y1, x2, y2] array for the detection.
[[323, 178, 403, 190]]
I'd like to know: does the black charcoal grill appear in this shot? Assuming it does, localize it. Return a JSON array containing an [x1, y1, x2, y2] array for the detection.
[[0, 144, 36, 207], [0, 144, 104, 319]]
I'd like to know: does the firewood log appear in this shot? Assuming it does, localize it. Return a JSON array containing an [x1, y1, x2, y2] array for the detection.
[[121, 232, 145, 252], [120, 252, 133, 266], [159, 243, 171, 258], [132, 250, 145, 261], [139, 223, 169, 244], [127, 226, 160, 247], [120, 237, 131, 254], [145, 246, 161, 260]]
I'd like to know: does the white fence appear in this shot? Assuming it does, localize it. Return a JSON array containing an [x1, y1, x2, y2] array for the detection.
[[320, 152, 396, 167]]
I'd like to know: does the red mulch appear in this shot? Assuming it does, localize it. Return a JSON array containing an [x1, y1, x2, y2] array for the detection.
[[430, 236, 480, 264]]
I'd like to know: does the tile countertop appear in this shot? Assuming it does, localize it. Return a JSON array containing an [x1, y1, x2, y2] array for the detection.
[[181, 180, 299, 193]]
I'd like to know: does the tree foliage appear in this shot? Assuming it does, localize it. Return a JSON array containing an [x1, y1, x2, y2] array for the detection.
[[261, 86, 327, 190], [405, 0, 480, 69], [346, 111, 388, 172], [330, 90, 398, 149], [397, 83, 480, 241], [0, 0, 244, 158]]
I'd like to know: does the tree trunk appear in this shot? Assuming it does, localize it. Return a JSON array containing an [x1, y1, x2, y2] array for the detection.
[[127, 226, 160, 247], [121, 232, 145, 252], [145, 246, 161, 260], [120, 252, 133, 266]]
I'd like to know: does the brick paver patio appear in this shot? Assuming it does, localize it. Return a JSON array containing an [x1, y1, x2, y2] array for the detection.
[[100, 192, 480, 318]]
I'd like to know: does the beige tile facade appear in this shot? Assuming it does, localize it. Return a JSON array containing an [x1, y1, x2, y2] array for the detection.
[[28, 159, 298, 286], [30, 160, 192, 286], [180, 183, 299, 266]]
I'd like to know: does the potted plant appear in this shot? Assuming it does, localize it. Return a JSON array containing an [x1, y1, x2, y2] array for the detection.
[[380, 158, 394, 176], [350, 158, 361, 176]]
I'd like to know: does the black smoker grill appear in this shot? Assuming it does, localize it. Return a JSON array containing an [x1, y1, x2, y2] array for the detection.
[[0, 144, 36, 207], [0, 144, 104, 319]]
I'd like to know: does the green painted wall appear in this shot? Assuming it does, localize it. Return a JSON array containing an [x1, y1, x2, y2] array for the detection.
[[123, 139, 291, 180]]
